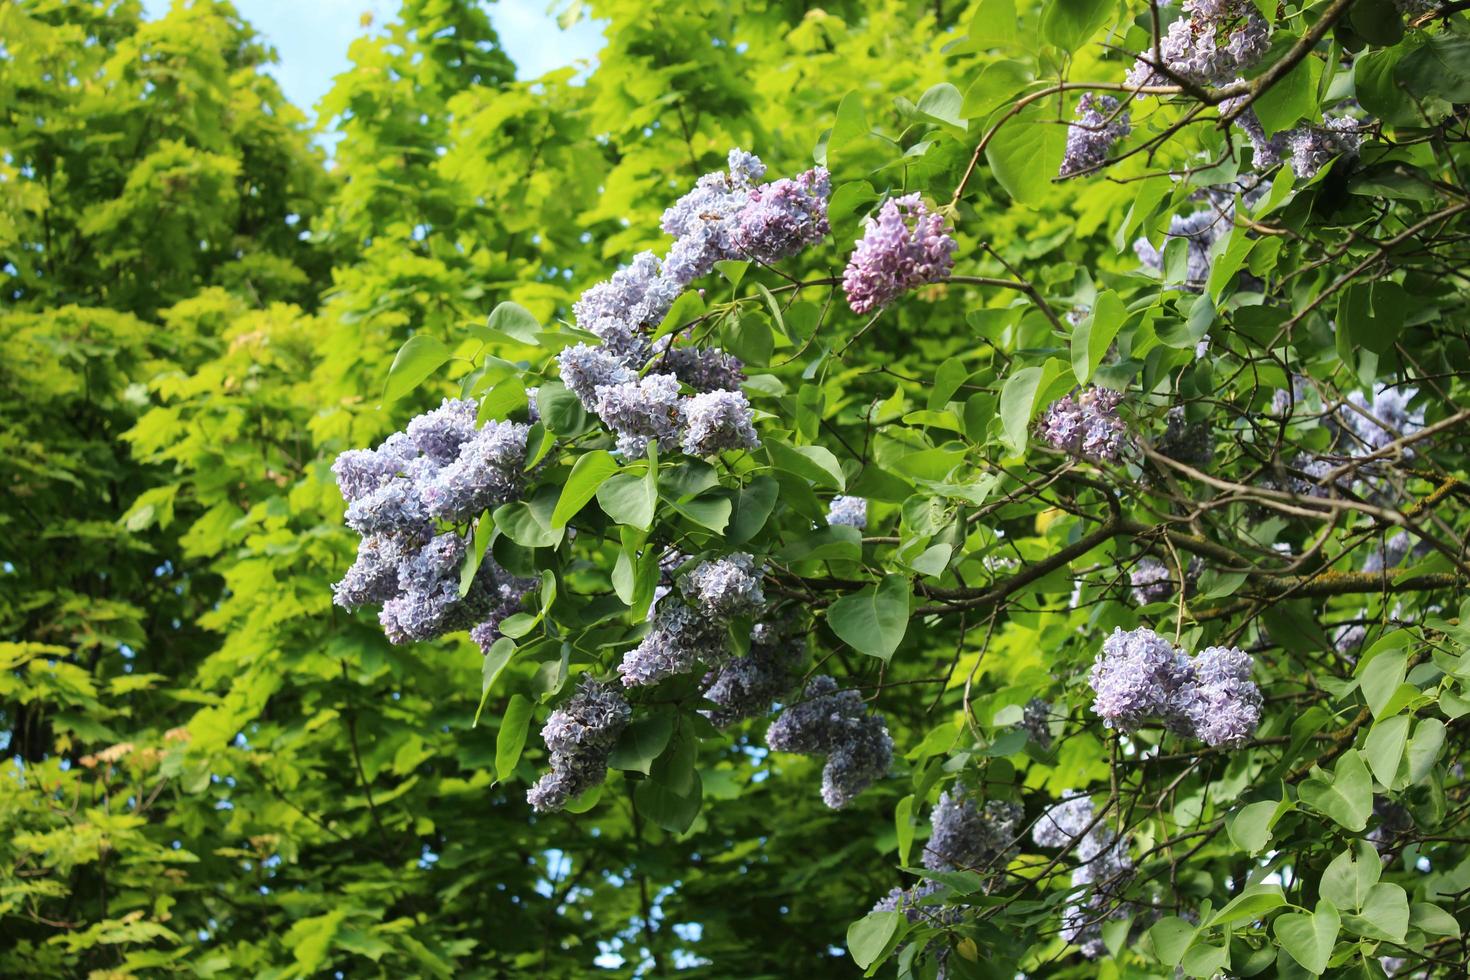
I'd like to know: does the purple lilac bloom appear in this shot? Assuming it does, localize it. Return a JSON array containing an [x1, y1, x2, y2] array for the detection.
[[1183, 645, 1262, 748], [1059, 94, 1132, 178], [617, 599, 730, 687], [700, 619, 803, 728], [678, 553, 766, 620], [1129, 557, 1177, 605], [1125, 0, 1270, 90], [526, 678, 632, 813], [660, 345, 746, 393], [1364, 532, 1413, 574], [333, 535, 413, 609], [593, 374, 686, 458], [826, 495, 868, 529], [1287, 116, 1364, 179], [871, 879, 962, 927], [1088, 627, 1196, 734], [421, 420, 530, 522], [1032, 795, 1098, 849], [1342, 384, 1422, 455], [661, 149, 765, 284], [1133, 208, 1227, 285], [333, 447, 401, 502], [680, 389, 760, 456], [923, 790, 1023, 873], [730, 166, 831, 263], [1156, 406, 1213, 464], [379, 532, 479, 644], [344, 478, 433, 538], [842, 194, 957, 314], [1223, 95, 1287, 168], [406, 397, 479, 465], [1040, 387, 1128, 463], [574, 250, 682, 339], [469, 576, 537, 653], [767, 675, 893, 809], [1019, 698, 1053, 749], [557, 343, 636, 409], [1333, 623, 1367, 657]]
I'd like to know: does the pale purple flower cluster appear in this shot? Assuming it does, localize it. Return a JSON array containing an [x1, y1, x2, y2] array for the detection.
[[826, 494, 868, 529], [1040, 387, 1128, 462], [331, 399, 532, 646], [470, 577, 538, 652], [526, 678, 632, 813], [1333, 623, 1367, 657], [1019, 698, 1053, 749], [618, 599, 729, 687], [1128, 555, 1202, 606], [767, 675, 894, 809], [1059, 94, 1132, 178], [1343, 384, 1422, 455], [1364, 532, 1413, 574], [841, 194, 957, 314], [923, 790, 1023, 875], [562, 149, 829, 460], [700, 618, 804, 728], [871, 879, 961, 927], [1125, 0, 1270, 90], [1089, 628, 1262, 747], [1287, 116, 1364, 178], [1030, 794, 1134, 958], [1032, 795, 1100, 849], [678, 553, 766, 619], [729, 166, 832, 264]]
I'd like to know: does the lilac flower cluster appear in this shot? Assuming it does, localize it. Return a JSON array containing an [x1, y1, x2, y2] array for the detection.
[[826, 494, 868, 529], [526, 678, 632, 813], [559, 149, 830, 459], [923, 790, 1023, 876], [700, 618, 804, 728], [1030, 795, 1135, 959], [766, 675, 894, 809], [1128, 556, 1202, 606], [871, 878, 961, 928], [1286, 115, 1365, 179], [1343, 384, 1423, 455], [1125, 0, 1270, 90], [1040, 387, 1128, 462], [332, 399, 533, 646], [1088, 628, 1262, 748], [1059, 94, 1132, 178], [1019, 698, 1054, 749], [842, 194, 957, 314], [619, 554, 766, 687]]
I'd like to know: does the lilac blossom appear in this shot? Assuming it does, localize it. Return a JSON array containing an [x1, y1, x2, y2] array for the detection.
[[842, 194, 957, 314], [1125, 0, 1270, 90], [660, 345, 745, 393], [826, 495, 868, 529], [680, 389, 760, 456], [1019, 698, 1053, 749], [1287, 116, 1364, 179], [730, 166, 831, 263], [767, 675, 893, 809], [1040, 387, 1128, 463], [923, 790, 1023, 874], [593, 374, 686, 458], [526, 678, 632, 813], [469, 576, 537, 653], [420, 420, 530, 522], [1059, 94, 1132, 178], [333, 535, 413, 609], [617, 599, 730, 687], [700, 619, 803, 728], [1342, 384, 1422, 455], [1156, 405, 1213, 464], [1133, 208, 1228, 285], [678, 553, 766, 620], [660, 149, 765, 284], [557, 343, 636, 408], [1183, 645, 1262, 748], [1032, 795, 1099, 849], [406, 397, 479, 465], [1088, 627, 1197, 734]]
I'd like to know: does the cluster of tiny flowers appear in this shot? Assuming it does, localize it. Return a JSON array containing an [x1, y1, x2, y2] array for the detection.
[[1089, 628, 1262, 748], [871, 879, 961, 928], [331, 399, 532, 646], [1224, 96, 1287, 168], [1018, 698, 1054, 749], [826, 494, 868, 529], [700, 618, 804, 728], [678, 553, 766, 620], [1333, 623, 1367, 657], [1155, 406, 1213, 464], [619, 553, 767, 687], [1286, 115, 1364, 178], [1125, 0, 1269, 89], [1364, 531, 1414, 574], [923, 790, 1023, 876], [1128, 555, 1202, 606], [842, 194, 957, 314], [1342, 384, 1423, 455], [1059, 94, 1132, 178], [1040, 387, 1128, 462], [1031, 795, 1134, 959], [560, 149, 830, 459], [526, 678, 632, 813], [766, 675, 894, 809]]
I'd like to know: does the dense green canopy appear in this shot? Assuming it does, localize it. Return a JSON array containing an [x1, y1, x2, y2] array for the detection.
[[3, 0, 1470, 976]]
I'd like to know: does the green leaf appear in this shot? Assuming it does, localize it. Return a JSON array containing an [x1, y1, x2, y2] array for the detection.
[[826, 574, 910, 663], [1000, 360, 1067, 455], [967, 0, 1019, 48], [1407, 717, 1446, 783], [608, 714, 674, 775], [493, 499, 563, 548], [551, 451, 620, 528], [1040, 0, 1114, 51], [1147, 916, 1197, 967], [828, 180, 879, 245], [1363, 713, 1410, 786], [1299, 750, 1373, 831], [1070, 290, 1125, 384], [1360, 648, 1407, 718], [1396, 35, 1470, 103], [1209, 884, 1286, 926], [1410, 902, 1461, 938], [1254, 55, 1323, 136], [1350, 0, 1403, 46], [1343, 882, 1408, 942], [383, 334, 452, 404], [472, 638, 517, 728], [537, 382, 586, 436], [769, 442, 846, 490], [847, 910, 904, 970], [1227, 799, 1283, 855], [1206, 227, 1256, 302], [1321, 841, 1381, 911], [916, 83, 965, 129], [895, 794, 916, 868], [985, 104, 1068, 207], [830, 90, 870, 156], [670, 491, 732, 533], [597, 473, 656, 530], [495, 694, 532, 783], [484, 301, 541, 344], [1273, 900, 1339, 975], [728, 475, 779, 544], [778, 525, 863, 563]]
